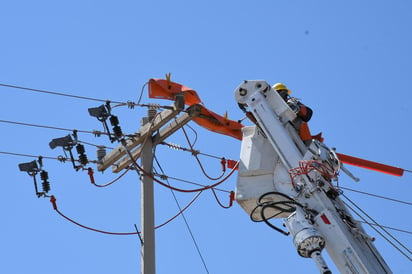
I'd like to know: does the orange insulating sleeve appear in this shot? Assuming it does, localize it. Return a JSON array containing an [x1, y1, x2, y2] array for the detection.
[[193, 105, 244, 140], [227, 159, 239, 170], [336, 153, 404, 177], [148, 78, 202, 106], [50, 195, 58, 210], [87, 167, 95, 184], [148, 78, 244, 140]]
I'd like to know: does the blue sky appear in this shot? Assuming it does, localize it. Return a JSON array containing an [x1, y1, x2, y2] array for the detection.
[[1, 1, 411, 273]]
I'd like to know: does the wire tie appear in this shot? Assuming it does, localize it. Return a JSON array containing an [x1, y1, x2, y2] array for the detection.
[[57, 155, 66, 162], [93, 130, 102, 137], [127, 101, 135, 109], [159, 174, 168, 180]]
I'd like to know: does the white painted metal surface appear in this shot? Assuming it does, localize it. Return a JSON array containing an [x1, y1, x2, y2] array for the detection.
[[234, 80, 392, 274]]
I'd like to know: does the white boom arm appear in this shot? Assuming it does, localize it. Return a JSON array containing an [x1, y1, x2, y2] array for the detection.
[[234, 80, 392, 274]]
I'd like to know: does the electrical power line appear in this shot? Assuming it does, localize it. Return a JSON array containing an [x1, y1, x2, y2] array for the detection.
[[153, 173, 231, 193], [0, 119, 237, 166], [160, 141, 222, 160], [359, 221, 412, 235], [340, 187, 412, 206], [0, 151, 69, 162], [87, 167, 129, 188], [49, 193, 203, 236], [0, 83, 124, 104], [0, 82, 173, 111], [182, 126, 226, 181], [0, 119, 107, 136], [154, 154, 210, 274], [342, 194, 412, 261]]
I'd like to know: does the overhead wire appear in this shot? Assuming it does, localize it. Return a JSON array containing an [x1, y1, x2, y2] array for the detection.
[[120, 130, 240, 193], [6, 80, 412, 270], [160, 141, 223, 160], [341, 193, 412, 261], [0, 119, 108, 136], [340, 186, 412, 206], [0, 151, 71, 162], [151, 163, 237, 193], [153, 173, 231, 193], [87, 167, 129, 188], [359, 221, 412, 235], [49, 193, 203, 235], [149, 190, 203, 230], [1, 81, 174, 111], [137, 82, 148, 105], [0, 150, 104, 167], [337, 186, 412, 234], [154, 154, 210, 274], [181, 126, 226, 181], [184, 124, 199, 147], [114, 116, 240, 200], [210, 188, 235, 209], [0, 118, 140, 145], [0, 83, 125, 104], [78, 140, 114, 150]]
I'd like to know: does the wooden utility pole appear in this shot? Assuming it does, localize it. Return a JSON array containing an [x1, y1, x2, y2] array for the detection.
[[140, 135, 155, 274], [97, 94, 200, 274]]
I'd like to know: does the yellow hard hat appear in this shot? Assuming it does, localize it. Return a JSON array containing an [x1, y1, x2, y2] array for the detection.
[[273, 83, 291, 94]]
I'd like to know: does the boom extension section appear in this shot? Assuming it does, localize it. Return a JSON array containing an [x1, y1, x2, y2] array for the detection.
[[234, 80, 392, 274]]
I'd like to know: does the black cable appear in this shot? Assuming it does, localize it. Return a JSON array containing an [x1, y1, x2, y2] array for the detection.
[[0, 83, 164, 111], [0, 119, 107, 136], [259, 203, 291, 236], [153, 154, 210, 274], [0, 119, 138, 142], [340, 187, 412, 206], [359, 221, 412, 235], [77, 140, 114, 150], [0, 83, 124, 104], [0, 151, 66, 161], [342, 193, 412, 261], [250, 192, 304, 235], [0, 150, 100, 164]]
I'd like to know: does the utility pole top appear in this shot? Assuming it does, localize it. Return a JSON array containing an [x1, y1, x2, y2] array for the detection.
[[95, 93, 202, 274], [97, 94, 201, 173]]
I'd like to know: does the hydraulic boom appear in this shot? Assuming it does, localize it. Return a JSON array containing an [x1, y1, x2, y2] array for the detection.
[[234, 80, 392, 273]]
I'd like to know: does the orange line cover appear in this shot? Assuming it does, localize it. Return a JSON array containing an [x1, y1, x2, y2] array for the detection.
[[148, 78, 201, 106], [336, 153, 404, 177], [148, 78, 244, 140], [194, 105, 243, 140]]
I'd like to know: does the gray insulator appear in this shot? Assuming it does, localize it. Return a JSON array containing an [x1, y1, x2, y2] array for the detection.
[[147, 108, 157, 121], [97, 147, 106, 162]]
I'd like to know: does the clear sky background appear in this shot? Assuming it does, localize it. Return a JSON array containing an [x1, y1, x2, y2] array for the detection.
[[1, 1, 411, 273]]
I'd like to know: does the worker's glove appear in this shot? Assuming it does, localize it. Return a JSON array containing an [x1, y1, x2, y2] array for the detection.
[[287, 98, 301, 113]]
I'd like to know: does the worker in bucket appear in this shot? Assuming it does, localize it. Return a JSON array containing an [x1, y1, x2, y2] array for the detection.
[[272, 83, 322, 143]]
